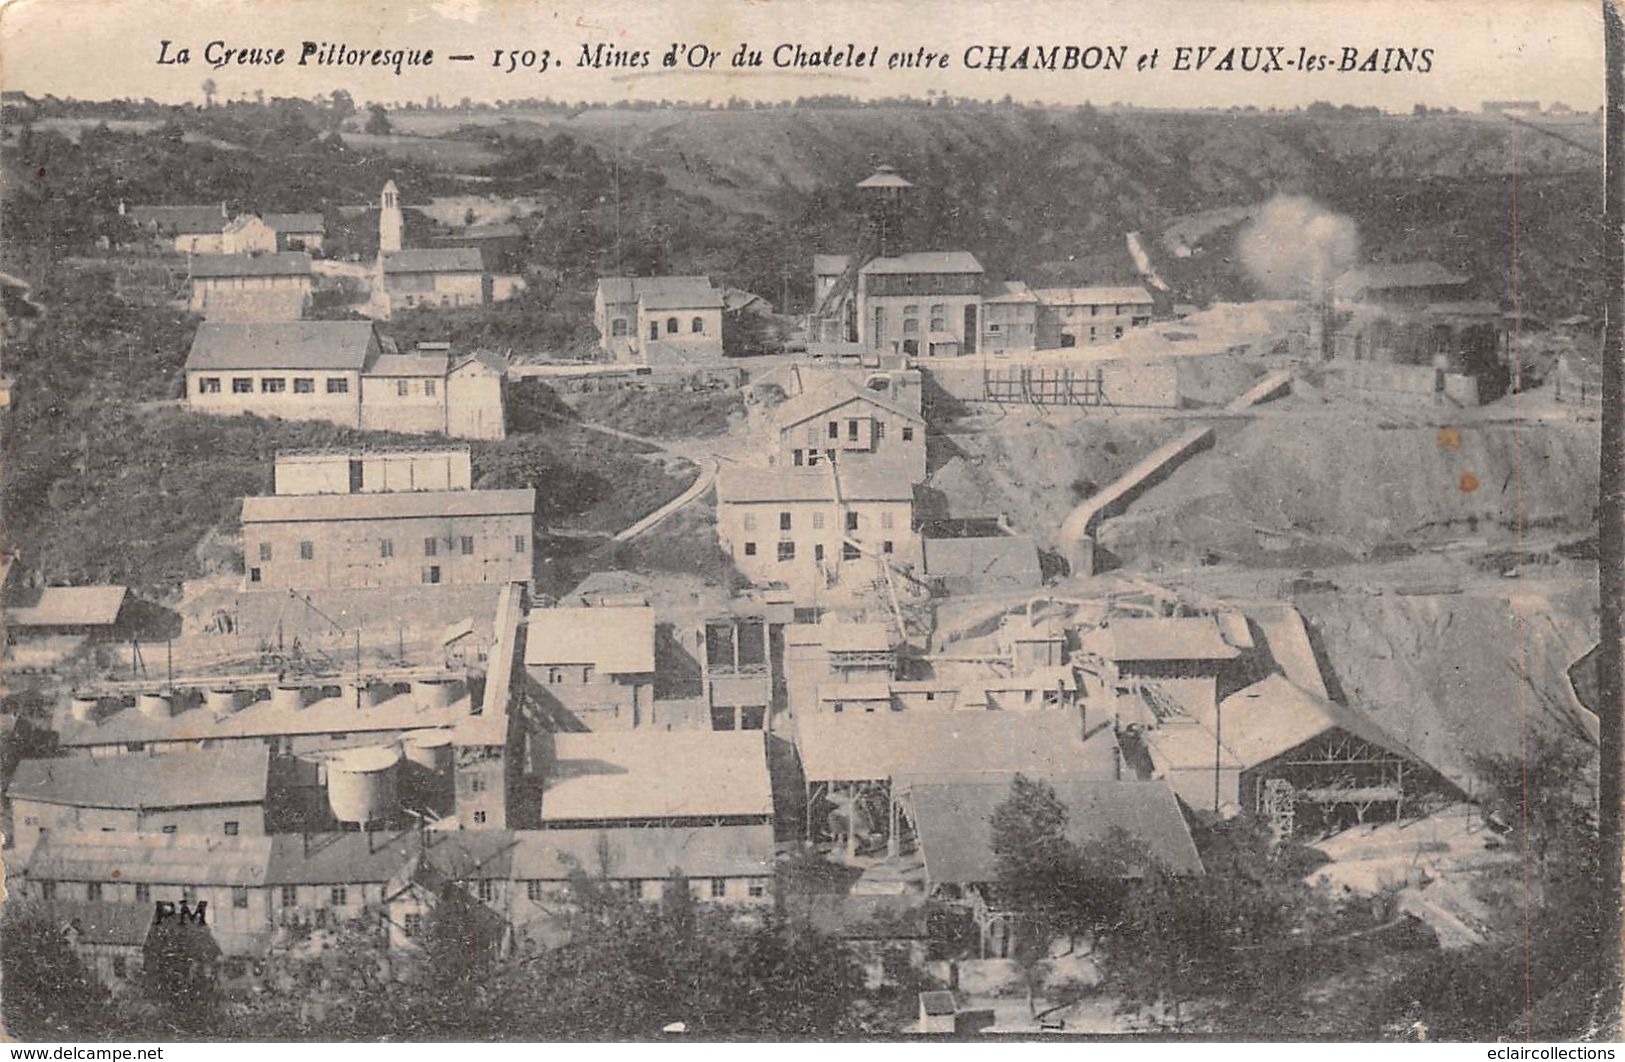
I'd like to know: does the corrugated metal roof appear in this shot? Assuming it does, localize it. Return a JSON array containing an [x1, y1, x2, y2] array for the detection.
[[903, 776, 1203, 885], [859, 252, 984, 275], [241, 488, 535, 524], [24, 830, 274, 886], [525, 606, 655, 673], [189, 252, 312, 279], [1033, 285, 1154, 307], [596, 275, 723, 309], [9, 745, 268, 810], [1077, 616, 1240, 662], [382, 248, 484, 274], [796, 709, 1113, 784], [539, 730, 773, 823], [5, 585, 128, 628], [184, 321, 376, 372], [263, 213, 325, 233], [511, 824, 774, 881], [716, 466, 912, 504]]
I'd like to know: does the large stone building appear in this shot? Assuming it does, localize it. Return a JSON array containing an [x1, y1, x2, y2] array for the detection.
[[1033, 286, 1156, 349], [264, 213, 326, 253], [188, 252, 313, 321], [524, 604, 657, 731], [594, 275, 725, 362], [856, 252, 986, 357], [765, 376, 926, 482]]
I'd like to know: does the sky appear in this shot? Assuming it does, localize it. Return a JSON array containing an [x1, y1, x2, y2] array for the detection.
[[0, 0, 1607, 113]]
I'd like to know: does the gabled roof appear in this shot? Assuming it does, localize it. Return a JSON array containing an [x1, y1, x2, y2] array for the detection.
[[263, 213, 325, 234], [9, 745, 269, 810], [185, 321, 377, 373], [189, 252, 312, 279], [525, 605, 656, 674], [1033, 285, 1154, 307], [902, 776, 1203, 885], [773, 378, 924, 429], [539, 730, 773, 823], [127, 205, 227, 235], [717, 466, 913, 504], [382, 248, 484, 274], [241, 488, 534, 524], [264, 829, 516, 886], [796, 709, 1114, 784], [1214, 673, 1417, 770], [24, 830, 274, 887], [363, 352, 450, 378], [813, 255, 851, 276], [511, 824, 775, 882], [596, 276, 723, 310], [5, 585, 128, 628], [859, 252, 984, 275], [1077, 616, 1240, 663], [1334, 262, 1469, 298], [984, 280, 1039, 304]]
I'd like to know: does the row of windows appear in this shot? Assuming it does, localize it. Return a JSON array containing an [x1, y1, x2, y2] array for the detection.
[[199, 376, 350, 395], [610, 316, 708, 338], [742, 540, 892, 561], [255, 535, 528, 564], [900, 304, 950, 315], [743, 511, 892, 533], [901, 317, 948, 334]]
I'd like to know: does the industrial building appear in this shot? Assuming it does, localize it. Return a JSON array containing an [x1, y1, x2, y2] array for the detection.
[[594, 275, 725, 363], [188, 252, 313, 321], [1032, 286, 1156, 349], [523, 604, 656, 731], [765, 376, 927, 482]]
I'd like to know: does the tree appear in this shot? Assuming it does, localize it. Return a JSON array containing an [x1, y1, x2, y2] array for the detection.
[[329, 89, 356, 127], [0, 908, 109, 1039], [365, 104, 392, 136]]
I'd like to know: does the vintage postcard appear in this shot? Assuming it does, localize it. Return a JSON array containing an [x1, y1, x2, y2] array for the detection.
[[0, 0, 1617, 1045]]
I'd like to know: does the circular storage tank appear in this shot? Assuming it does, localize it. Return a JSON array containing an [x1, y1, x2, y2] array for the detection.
[[68, 694, 100, 722], [412, 678, 459, 712], [401, 729, 454, 772], [271, 685, 307, 712], [326, 746, 400, 826], [349, 679, 390, 707], [205, 688, 239, 717], [137, 691, 172, 719]]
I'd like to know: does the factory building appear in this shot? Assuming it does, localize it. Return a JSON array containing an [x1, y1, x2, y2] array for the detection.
[[594, 275, 725, 363], [1032, 286, 1156, 349], [524, 604, 656, 731]]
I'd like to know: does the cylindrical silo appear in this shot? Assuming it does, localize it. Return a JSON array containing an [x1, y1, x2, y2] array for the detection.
[[137, 691, 172, 719], [401, 729, 454, 772], [271, 684, 306, 712], [412, 677, 459, 712], [205, 688, 239, 718], [325, 746, 400, 826], [68, 694, 100, 723]]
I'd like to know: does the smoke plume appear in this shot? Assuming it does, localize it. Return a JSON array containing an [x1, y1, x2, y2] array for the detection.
[[1236, 195, 1361, 298]]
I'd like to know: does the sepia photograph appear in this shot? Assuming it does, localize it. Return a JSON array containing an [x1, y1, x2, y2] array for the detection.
[[0, 0, 1619, 1045]]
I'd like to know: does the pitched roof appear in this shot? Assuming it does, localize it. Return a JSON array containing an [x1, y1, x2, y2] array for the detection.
[[241, 488, 535, 524], [813, 255, 851, 276], [924, 535, 1041, 586], [1213, 673, 1417, 770], [596, 276, 723, 310], [772, 378, 924, 429], [1334, 262, 1470, 298], [184, 321, 377, 372], [189, 252, 312, 279], [5, 586, 128, 628], [717, 466, 913, 504], [859, 252, 984, 275], [362, 352, 450, 378], [795, 709, 1114, 784], [9, 745, 269, 810], [511, 824, 775, 882], [263, 213, 325, 234], [984, 280, 1039, 304], [263, 829, 516, 885], [382, 248, 484, 274], [1077, 616, 1240, 663], [24, 830, 274, 887], [902, 776, 1203, 885], [525, 606, 656, 673], [539, 730, 773, 823], [1033, 285, 1155, 307], [127, 205, 227, 235], [816, 621, 895, 654]]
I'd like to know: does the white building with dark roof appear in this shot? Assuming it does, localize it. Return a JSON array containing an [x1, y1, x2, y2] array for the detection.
[[594, 275, 725, 363], [188, 252, 313, 320], [766, 376, 926, 481]]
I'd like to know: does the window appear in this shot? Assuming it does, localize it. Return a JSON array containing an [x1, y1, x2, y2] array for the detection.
[[792, 449, 803, 466], [38, 882, 55, 901], [548, 667, 564, 684], [249, 568, 261, 583], [743, 542, 756, 557], [903, 318, 919, 333], [259, 542, 272, 561], [930, 303, 945, 315], [883, 540, 894, 554], [514, 534, 527, 553], [111, 956, 127, 979], [742, 514, 756, 531], [223, 821, 239, 836], [989, 323, 1002, 333], [843, 543, 860, 561], [650, 321, 659, 340], [403, 913, 423, 938], [473, 810, 487, 825], [691, 317, 704, 333], [611, 318, 628, 337], [380, 538, 394, 559], [666, 317, 679, 334], [424, 537, 438, 556], [881, 511, 894, 530], [330, 732, 349, 741], [397, 380, 410, 397], [293, 378, 315, 394], [232, 886, 248, 909], [930, 318, 946, 332], [460, 535, 475, 555], [527, 880, 546, 902], [470, 776, 486, 794], [845, 511, 859, 532], [326, 378, 349, 394], [136, 883, 151, 903], [199, 377, 221, 394], [475, 880, 495, 903], [423, 566, 441, 584], [162, 825, 178, 835], [280, 886, 298, 907], [848, 419, 860, 442], [330, 886, 348, 907], [748, 881, 766, 898], [779, 512, 792, 531], [777, 541, 796, 562], [425, 380, 437, 397], [828, 420, 839, 440], [299, 541, 314, 561], [232, 377, 253, 394], [710, 878, 727, 899], [812, 512, 825, 530], [86, 882, 102, 902], [901, 427, 915, 442], [261, 378, 286, 393]]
